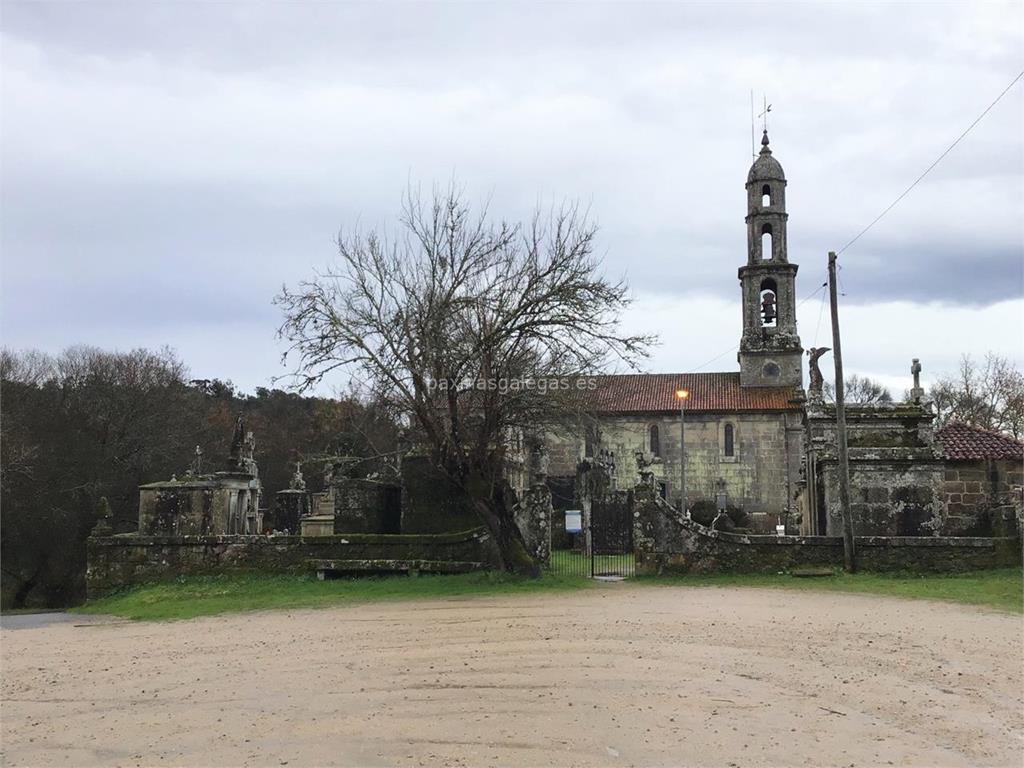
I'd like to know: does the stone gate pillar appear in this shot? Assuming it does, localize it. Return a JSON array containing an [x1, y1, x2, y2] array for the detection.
[[516, 483, 552, 568]]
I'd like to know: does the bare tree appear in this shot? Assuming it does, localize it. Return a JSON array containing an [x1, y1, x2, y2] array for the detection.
[[823, 374, 893, 405], [929, 353, 1024, 438], [276, 184, 653, 573], [0, 348, 56, 387]]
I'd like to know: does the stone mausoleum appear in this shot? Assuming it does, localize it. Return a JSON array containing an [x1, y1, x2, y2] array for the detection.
[[138, 418, 263, 536]]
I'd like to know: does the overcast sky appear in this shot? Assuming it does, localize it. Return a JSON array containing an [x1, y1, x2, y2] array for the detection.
[[2, 1, 1022, 397]]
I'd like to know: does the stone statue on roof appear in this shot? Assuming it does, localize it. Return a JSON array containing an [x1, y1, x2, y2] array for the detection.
[[807, 347, 830, 403], [229, 415, 245, 469], [241, 431, 258, 476], [187, 445, 204, 477]]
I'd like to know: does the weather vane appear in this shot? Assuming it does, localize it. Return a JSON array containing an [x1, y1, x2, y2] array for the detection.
[[750, 92, 773, 158], [759, 94, 772, 133]]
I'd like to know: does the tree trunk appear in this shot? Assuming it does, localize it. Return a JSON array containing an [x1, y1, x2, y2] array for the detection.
[[455, 460, 540, 577], [475, 491, 540, 578]]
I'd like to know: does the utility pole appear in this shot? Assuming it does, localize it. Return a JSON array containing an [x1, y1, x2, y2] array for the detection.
[[680, 402, 686, 515], [675, 388, 689, 515], [828, 251, 857, 573]]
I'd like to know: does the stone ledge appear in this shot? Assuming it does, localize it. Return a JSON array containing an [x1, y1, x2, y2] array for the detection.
[[309, 559, 487, 576], [710, 532, 1002, 549], [89, 526, 490, 547]]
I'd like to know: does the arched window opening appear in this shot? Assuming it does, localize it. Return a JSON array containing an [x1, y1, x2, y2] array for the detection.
[[761, 184, 771, 207], [759, 278, 778, 327], [760, 223, 773, 261], [724, 424, 735, 457], [584, 425, 598, 457], [649, 424, 661, 457]]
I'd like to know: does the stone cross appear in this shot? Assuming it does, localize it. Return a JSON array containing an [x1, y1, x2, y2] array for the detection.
[[910, 358, 925, 403], [290, 462, 306, 491]]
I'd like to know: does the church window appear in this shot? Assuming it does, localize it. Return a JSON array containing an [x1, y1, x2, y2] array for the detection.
[[762, 361, 781, 378], [760, 223, 773, 260], [724, 423, 735, 457], [761, 184, 771, 207], [584, 424, 598, 457], [649, 424, 661, 456], [759, 278, 778, 327]]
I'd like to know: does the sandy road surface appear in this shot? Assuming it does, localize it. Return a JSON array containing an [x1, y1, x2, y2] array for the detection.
[[2, 584, 1021, 767]]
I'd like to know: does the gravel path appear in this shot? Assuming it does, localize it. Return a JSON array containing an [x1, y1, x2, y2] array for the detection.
[[2, 584, 1021, 767]]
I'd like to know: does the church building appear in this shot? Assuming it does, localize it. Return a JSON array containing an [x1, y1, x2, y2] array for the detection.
[[544, 131, 806, 533]]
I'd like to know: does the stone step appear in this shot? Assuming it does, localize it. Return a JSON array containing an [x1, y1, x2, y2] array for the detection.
[[308, 559, 488, 580], [790, 567, 835, 578]]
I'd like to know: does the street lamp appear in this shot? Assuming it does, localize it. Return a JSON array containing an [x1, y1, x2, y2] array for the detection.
[[675, 388, 689, 516]]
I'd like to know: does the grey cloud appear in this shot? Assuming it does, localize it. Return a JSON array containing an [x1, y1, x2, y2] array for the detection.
[[823, 242, 1024, 307], [1, 1, 1021, 392], [4, 3, 985, 73]]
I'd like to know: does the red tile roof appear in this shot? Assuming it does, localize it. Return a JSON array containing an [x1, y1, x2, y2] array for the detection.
[[934, 422, 1024, 461], [586, 372, 801, 414]]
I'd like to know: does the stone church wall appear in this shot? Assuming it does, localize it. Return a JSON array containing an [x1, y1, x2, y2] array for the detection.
[[544, 411, 802, 532]]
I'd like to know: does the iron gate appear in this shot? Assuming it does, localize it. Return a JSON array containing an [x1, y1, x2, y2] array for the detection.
[[548, 492, 635, 579], [590, 493, 635, 578]]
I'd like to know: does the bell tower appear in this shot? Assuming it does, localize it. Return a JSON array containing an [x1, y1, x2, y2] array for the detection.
[[738, 130, 803, 388]]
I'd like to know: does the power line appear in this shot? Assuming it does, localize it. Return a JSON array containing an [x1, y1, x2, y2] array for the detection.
[[687, 281, 828, 373], [813, 287, 828, 347], [837, 69, 1024, 256], [681, 72, 1023, 374], [797, 280, 829, 308], [689, 344, 739, 374]]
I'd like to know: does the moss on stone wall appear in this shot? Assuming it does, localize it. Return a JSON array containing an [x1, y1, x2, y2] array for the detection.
[[634, 485, 1021, 575], [86, 527, 498, 599]]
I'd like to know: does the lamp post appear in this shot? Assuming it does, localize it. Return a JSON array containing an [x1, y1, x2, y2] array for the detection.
[[675, 388, 689, 516]]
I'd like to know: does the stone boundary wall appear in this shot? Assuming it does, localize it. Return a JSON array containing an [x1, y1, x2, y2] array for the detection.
[[86, 527, 498, 599], [634, 485, 1021, 575]]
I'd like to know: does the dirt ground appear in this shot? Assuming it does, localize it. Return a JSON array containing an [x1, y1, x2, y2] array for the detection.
[[2, 584, 1022, 768]]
